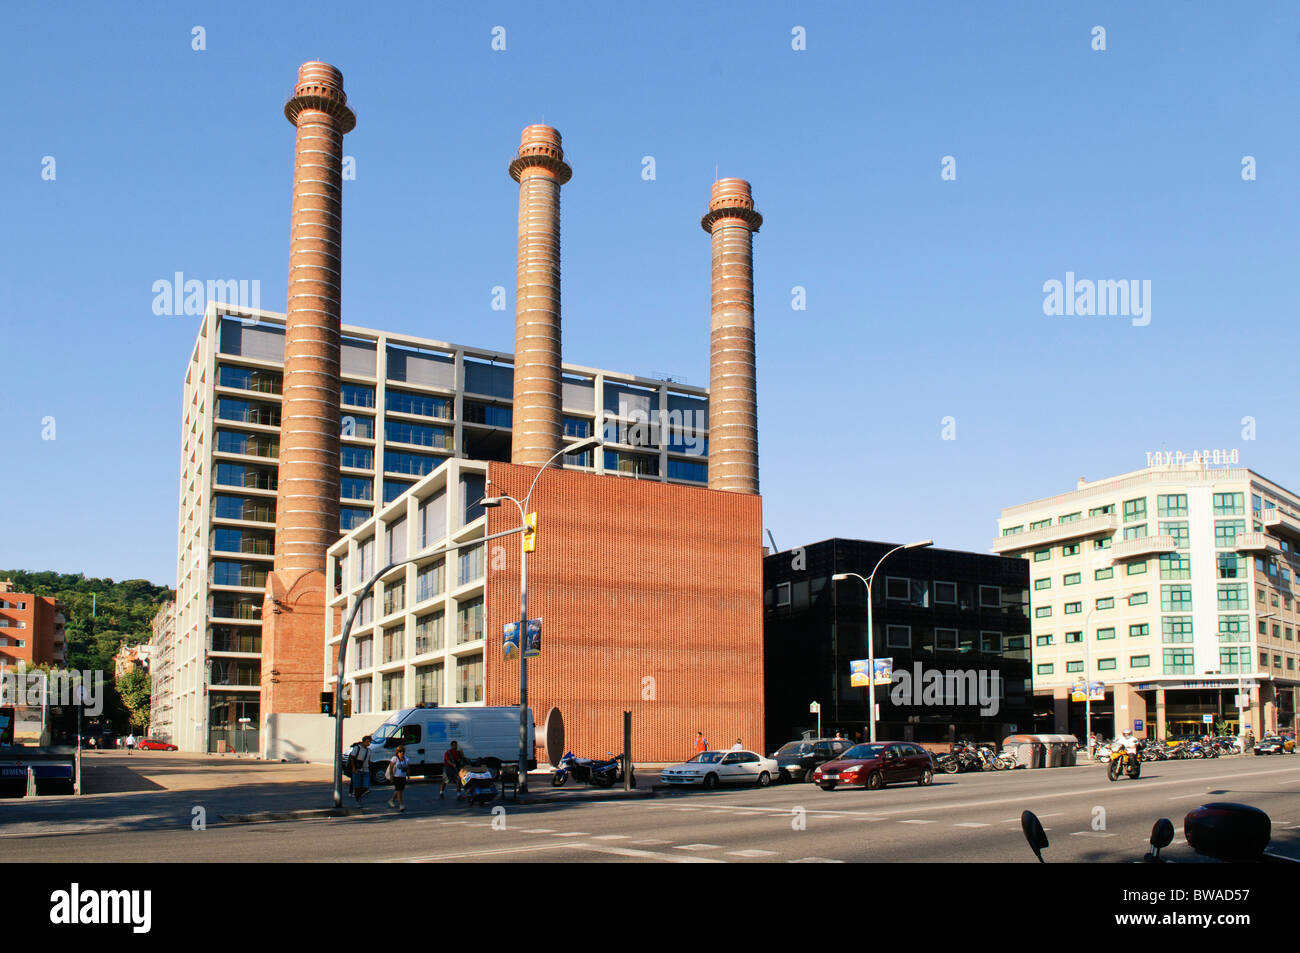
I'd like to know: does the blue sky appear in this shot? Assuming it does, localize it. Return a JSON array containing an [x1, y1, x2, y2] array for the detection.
[[1, 2, 1296, 585]]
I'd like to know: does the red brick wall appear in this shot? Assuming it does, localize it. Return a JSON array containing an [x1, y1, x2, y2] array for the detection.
[[484, 464, 764, 763], [260, 569, 328, 723]]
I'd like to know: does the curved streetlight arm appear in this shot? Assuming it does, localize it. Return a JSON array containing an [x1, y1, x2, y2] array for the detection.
[[331, 523, 525, 809]]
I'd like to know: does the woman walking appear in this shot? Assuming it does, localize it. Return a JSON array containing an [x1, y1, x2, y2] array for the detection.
[[387, 745, 410, 813]]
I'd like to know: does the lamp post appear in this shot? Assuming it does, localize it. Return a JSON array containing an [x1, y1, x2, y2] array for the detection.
[[331, 524, 526, 809], [832, 539, 933, 744], [480, 435, 602, 795]]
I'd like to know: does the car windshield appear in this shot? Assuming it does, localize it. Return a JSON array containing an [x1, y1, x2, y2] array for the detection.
[[371, 724, 397, 741], [688, 751, 725, 764], [776, 742, 812, 756], [842, 744, 886, 760]]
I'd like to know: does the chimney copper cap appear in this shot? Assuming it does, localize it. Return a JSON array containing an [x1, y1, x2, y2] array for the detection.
[[702, 177, 762, 233], [285, 60, 356, 132], [509, 123, 572, 184]]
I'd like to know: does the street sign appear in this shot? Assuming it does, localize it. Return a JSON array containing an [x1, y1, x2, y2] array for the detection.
[[809, 701, 820, 713], [1202, 714, 1213, 724], [1134, 719, 1143, 731], [850, 658, 893, 687]]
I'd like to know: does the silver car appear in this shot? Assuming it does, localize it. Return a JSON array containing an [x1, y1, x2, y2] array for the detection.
[[660, 749, 780, 789]]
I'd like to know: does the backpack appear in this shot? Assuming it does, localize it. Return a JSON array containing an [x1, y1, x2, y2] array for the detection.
[[385, 758, 395, 782], [347, 745, 359, 775]]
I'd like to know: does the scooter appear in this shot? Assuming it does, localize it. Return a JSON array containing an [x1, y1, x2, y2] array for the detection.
[[1022, 803, 1299, 864]]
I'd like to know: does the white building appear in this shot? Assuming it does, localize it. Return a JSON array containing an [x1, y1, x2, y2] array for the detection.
[[995, 461, 1300, 740]]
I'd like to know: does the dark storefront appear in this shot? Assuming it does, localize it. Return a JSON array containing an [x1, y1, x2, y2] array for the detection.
[[764, 539, 1033, 752]]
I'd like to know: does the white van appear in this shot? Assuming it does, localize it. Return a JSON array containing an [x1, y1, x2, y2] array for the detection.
[[359, 705, 535, 781]]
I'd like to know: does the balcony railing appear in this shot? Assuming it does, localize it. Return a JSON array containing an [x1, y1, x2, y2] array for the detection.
[[1258, 509, 1300, 544], [1234, 532, 1280, 554], [992, 512, 1120, 554], [1109, 534, 1178, 562]]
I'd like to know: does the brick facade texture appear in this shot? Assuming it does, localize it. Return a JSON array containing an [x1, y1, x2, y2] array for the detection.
[[261, 569, 328, 716], [484, 463, 764, 764]]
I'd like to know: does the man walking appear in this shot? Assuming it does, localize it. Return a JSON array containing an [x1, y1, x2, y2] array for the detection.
[[695, 731, 708, 755], [348, 735, 373, 810]]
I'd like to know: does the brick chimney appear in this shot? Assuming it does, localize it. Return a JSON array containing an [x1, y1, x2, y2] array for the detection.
[[508, 125, 572, 466], [261, 62, 356, 729], [701, 178, 762, 494]]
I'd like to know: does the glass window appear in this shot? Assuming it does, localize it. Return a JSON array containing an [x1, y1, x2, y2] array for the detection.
[[385, 420, 453, 450], [1123, 498, 1147, 523], [1064, 602, 1081, 615], [1089, 505, 1115, 517], [1127, 561, 1148, 576], [342, 383, 375, 408], [455, 597, 484, 644], [1163, 648, 1194, 675], [1036, 635, 1054, 647], [1002, 525, 1024, 536], [1094, 536, 1113, 551], [935, 628, 958, 650], [1129, 623, 1150, 637], [980, 631, 1002, 653], [1157, 494, 1188, 517], [419, 489, 447, 546], [1097, 658, 1117, 671], [386, 388, 451, 419], [1162, 617, 1194, 643], [1064, 573, 1081, 586], [1213, 492, 1245, 516], [1160, 585, 1192, 612], [456, 654, 484, 703], [1095, 567, 1114, 581], [1029, 519, 1051, 531], [1123, 524, 1148, 541], [1035, 606, 1052, 618], [1216, 553, 1246, 579], [979, 585, 1001, 608], [341, 506, 371, 531], [886, 625, 910, 648], [933, 581, 957, 604], [384, 450, 438, 478], [1217, 584, 1248, 610], [1095, 597, 1115, 610], [416, 561, 444, 603], [458, 544, 485, 586], [342, 476, 373, 501], [414, 663, 443, 706], [1033, 549, 1051, 562], [1065, 631, 1082, 643], [341, 446, 374, 470], [1061, 543, 1080, 557], [1217, 615, 1249, 641], [382, 624, 405, 664], [1128, 591, 1149, 606], [886, 577, 909, 600], [1036, 663, 1054, 675], [1066, 661, 1083, 673], [383, 480, 413, 504], [1097, 627, 1116, 640], [415, 611, 444, 653], [1159, 522, 1190, 549], [1034, 578, 1051, 591], [1059, 512, 1081, 523], [1130, 655, 1150, 668], [1159, 554, 1191, 580], [1214, 520, 1245, 548]]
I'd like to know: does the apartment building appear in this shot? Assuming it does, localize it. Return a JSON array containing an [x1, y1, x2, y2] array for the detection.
[[995, 462, 1300, 740], [172, 303, 712, 752], [148, 602, 175, 741], [0, 580, 66, 667]]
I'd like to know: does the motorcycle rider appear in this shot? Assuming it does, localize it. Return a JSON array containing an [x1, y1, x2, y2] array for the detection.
[[1118, 728, 1139, 763]]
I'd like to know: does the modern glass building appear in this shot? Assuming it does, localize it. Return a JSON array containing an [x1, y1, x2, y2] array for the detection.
[[995, 461, 1300, 740], [171, 303, 710, 752], [763, 539, 1033, 752]]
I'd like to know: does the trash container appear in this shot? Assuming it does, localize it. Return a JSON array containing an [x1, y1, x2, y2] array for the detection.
[[1002, 734, 1079, 769]]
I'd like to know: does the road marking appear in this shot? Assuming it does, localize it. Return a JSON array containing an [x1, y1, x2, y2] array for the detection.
[[551, 831, 588, 837], [1038, 813, 1064, 819], [789, 857, 844, 863], [728, 849, 778, 857], [1069, 832, 1117, 837], [953, 822, 990, 828], [674, 843, 722, 851], [580, 844, 724, 863], [592, 834, 629, 840], [393, 842, 577, 862], [519, 828, 554, 833], [899, 819, 934, 824], [631, 838, 671, 845]]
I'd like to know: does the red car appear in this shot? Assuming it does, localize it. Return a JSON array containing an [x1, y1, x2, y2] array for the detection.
[[136, 738, 178, 751], [811, 742, 934, 790]]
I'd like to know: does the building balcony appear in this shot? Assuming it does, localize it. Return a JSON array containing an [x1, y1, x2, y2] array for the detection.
[[1109, 534, 1178, 562], [1234, 532, 1281, 555], [992, 512, 1120, 554], [1258, 509, 1300, 545]]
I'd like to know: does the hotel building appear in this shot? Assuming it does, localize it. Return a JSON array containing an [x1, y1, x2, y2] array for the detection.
[[995, 462, 1300, 740], [172, 303, 712, 753]]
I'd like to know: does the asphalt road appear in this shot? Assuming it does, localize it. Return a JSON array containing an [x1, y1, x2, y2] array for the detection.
[[4, 753, 1299, 863]]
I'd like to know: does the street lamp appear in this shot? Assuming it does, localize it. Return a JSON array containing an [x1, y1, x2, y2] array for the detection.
[[480, 434, 602, 795], [832, 539, 933, 743]]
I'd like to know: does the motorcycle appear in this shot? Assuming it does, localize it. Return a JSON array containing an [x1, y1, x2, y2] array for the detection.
[[1106, 745, 1141, 781], [1023, 802, 1299, 864], [550, 751, 629, 788]]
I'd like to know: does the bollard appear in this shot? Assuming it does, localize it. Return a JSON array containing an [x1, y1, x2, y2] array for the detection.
[[623, 711, 632, 791]]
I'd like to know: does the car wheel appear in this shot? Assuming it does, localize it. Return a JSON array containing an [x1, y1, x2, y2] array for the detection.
[[702, 773, 719, 790], [757, 771, 771, 788], [819, 782, 836, 791], [807, 768, 819, 783], [866, 770, 884, 791], [917, 767, 933, 786], [778, 768, 791, 783]]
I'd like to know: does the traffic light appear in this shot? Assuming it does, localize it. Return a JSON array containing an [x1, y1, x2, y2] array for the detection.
[[320, 692, 333, 716], [523, 512, 537, 553]]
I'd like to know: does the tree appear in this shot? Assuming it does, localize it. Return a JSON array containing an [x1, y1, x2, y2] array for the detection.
[[116, 668, 151, 732]]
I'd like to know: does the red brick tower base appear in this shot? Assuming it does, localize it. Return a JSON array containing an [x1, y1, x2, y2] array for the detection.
[[261, 570, 329, 724]]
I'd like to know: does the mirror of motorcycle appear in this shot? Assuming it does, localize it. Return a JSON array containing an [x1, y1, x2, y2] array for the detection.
[[1021, 810, 1049, 863], [1184, 803, 1271, 862], [1146, 818, 1175, 860]]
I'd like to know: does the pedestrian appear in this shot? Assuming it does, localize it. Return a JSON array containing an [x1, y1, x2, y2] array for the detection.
[[440, 740, 466, 798], [126, 732, 136, 754], [854, 729, 863, 743], [695, 731, 708, 754], [834, 731, 844, 741], [348, 735, 373, 809], [730, 737, 744, 751], [387, 745, 409, 813]]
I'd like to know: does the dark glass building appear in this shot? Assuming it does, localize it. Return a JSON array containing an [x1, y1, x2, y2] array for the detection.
[[764, 539, 1033, 751]]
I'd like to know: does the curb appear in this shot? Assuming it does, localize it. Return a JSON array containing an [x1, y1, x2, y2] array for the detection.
[[220, 807, 356, 823]]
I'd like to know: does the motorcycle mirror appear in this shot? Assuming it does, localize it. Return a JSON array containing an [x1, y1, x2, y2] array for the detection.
[[1021, 810, 1049, 863], [1150, 818, 1174, 851], [1184, 803, 1271, 862]]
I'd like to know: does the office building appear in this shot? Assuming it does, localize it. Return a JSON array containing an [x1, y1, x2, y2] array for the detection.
[[0, 580, 66, 668], [763, 540, 1033, 751]]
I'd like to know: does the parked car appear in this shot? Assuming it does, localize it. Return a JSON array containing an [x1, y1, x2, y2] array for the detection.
[[1254, 736, 1294, 756], [811, 742, 934, 790], [135, 738, 178, 751], [770, 737, 853, 782], [660, 749, 779, 789]]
